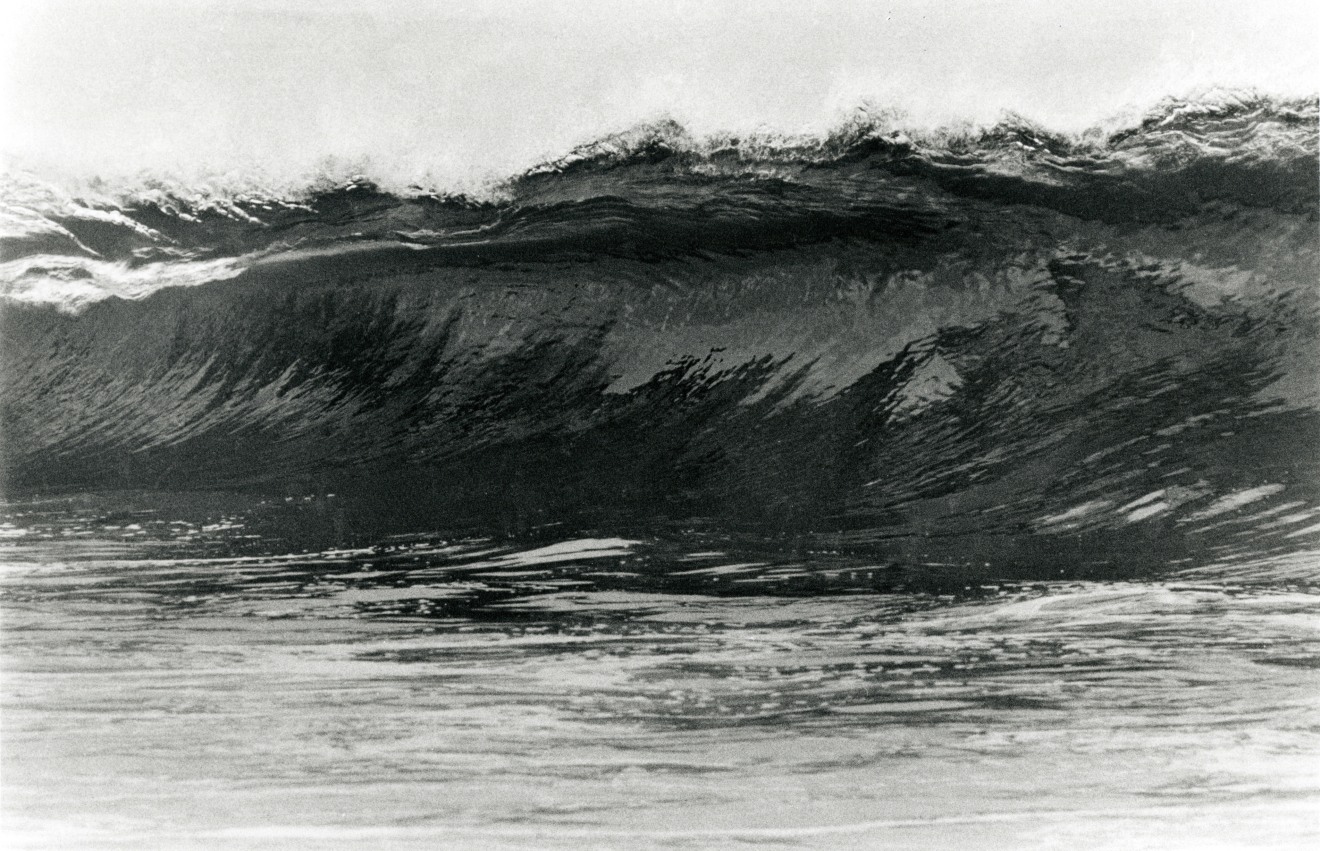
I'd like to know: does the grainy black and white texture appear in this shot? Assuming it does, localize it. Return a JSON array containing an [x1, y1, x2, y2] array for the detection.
[[2, 2, 1318, 849]]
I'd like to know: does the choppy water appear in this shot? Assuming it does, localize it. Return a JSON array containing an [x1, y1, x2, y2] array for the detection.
[[3, 510, 1319, 850]]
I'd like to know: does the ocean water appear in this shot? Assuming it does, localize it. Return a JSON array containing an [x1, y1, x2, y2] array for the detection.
[[2, 91, 1319, 847], [2, 509, 1319, 849]]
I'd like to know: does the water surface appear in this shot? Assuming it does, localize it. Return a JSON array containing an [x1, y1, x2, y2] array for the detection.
[[4, 523, 1318, 849]]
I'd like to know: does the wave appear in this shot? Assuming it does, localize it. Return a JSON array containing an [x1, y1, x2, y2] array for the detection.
[[2, 90, 1318, 576], [2, 89, 1314, 294]]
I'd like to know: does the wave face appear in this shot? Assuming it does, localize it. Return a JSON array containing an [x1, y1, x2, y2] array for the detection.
[[3, 92, 1319, 575]]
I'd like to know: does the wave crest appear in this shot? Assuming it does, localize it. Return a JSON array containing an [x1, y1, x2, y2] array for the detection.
[[4, 89, 1314, 227]]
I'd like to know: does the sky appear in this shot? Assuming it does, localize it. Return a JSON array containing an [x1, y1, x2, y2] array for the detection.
[[1, 0, 1317, 189]]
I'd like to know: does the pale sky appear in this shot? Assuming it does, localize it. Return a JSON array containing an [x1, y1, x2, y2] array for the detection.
[[2, 0, 1316, 189]]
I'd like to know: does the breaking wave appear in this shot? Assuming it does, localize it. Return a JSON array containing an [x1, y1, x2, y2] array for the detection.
[[2, 90, 1318, 577]]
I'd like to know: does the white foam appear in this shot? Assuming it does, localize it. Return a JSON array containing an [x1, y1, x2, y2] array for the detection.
[[0, 253, 245, 311], [1187, 485, 1287, 521]]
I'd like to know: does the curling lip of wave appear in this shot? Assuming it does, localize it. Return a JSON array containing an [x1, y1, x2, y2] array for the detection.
[[10, 90, 1316, 207], [0, 89, 1315, 311]]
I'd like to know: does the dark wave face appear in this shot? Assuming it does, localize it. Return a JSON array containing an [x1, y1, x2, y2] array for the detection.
[[2, 92, 1319, 577]]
